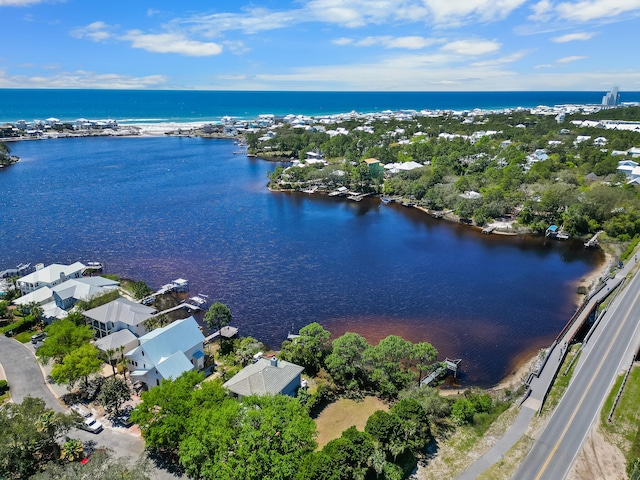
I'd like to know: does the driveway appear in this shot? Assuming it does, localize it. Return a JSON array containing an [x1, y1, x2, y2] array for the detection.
[[0, 335, 181, 479]]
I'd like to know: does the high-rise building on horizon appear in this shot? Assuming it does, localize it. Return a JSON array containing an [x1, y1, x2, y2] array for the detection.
[[602, 87, 620, 107]]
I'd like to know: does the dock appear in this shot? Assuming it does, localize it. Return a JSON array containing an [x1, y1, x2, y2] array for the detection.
[[584, 231, 602, 248], [482, 225, 496, 234], [421, 358, 462, 386], [347, 192, 370, 202], [328, 186, 348, 197], [204, 326, 239, 344]]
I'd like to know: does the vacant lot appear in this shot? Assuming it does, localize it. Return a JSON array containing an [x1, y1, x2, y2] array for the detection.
[[315, 396, 388, 449]]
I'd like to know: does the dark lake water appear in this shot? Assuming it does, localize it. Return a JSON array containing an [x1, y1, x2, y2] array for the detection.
[[0, 136, 603, 387]]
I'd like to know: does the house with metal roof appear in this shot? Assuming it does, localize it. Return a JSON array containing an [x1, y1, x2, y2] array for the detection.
[[223, 357, 304, 399], [94, 329, 139, 357], [84, 297, 157, 338], [17, 262, 86, 294], [51, 277, 119, 310], [126, 316, 205, 390]]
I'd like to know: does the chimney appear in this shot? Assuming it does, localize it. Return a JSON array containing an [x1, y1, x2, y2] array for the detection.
[[35, 263, 44, 271], [270, 357, 278, 367]]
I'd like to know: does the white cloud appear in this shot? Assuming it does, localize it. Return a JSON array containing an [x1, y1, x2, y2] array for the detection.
[[332, 37, 354, 46], [178, 0, 526, 37], [471, 51, 528, 67], [555, 0, 640, 21], [534, 63, 555, 68], [122, 31, 223, 56], [423, 0, 528, 25], [528, 0, 554, 21], [557, 55, 588, 63], [72, 22, 223, 57], [552, 32, 596, 42], [71, 21, 114, 42], [0, 70, 168, 89], [334, 36, 440, 50], [0, 0, 45, 5], [441, 39, 501, 56]]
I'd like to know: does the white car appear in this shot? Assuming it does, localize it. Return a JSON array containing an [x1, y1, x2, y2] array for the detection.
[[79, 415, 103, 434], [70, 404, 91, 417]]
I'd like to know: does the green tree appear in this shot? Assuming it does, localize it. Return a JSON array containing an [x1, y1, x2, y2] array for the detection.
[[411, 342, 438, 385], [325, 332, 370, 391], [279, 322, 332, 375], [60, 438, 84, 462], [50, 343, 103, 389], [98, 376, 131, 415], [0, 396, 76, 479], [36, 318, 94, 365], [364, 335, 415, 397], [32, 450, 151, 480], [130, 371, 207, 454], [204, 302, 232, 337], [180, 394, 316, 480]]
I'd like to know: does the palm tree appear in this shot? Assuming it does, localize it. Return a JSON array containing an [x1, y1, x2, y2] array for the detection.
[[60, 438, 84, 462], [368, 448, 386, 479], [103, 348, 117, 376], [117, 354, 129, 381]]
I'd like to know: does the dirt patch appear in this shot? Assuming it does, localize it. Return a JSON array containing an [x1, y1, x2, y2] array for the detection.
[[314, 396, 388, 449], [568, 426, 627, 480]]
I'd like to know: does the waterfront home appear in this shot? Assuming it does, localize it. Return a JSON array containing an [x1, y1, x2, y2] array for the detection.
[[84, 297, 158, 339], [223, 356, 304, 399], [51, 276, 119, 310], [126, 317, 205, 390], [94, 329, 139, 359], [17, 261, 86, 294]]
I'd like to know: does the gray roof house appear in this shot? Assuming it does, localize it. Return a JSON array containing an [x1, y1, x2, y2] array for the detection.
[[126, 317, 205, 390], [84, 297, 157, 338], [51, 277, 119, 310], [223, 357, 304, 399], [94, 329, 139, 358]]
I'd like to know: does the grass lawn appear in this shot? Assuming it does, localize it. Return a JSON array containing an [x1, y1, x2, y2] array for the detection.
[[601, 365, 640, 452], [314, 396, 388, 449]]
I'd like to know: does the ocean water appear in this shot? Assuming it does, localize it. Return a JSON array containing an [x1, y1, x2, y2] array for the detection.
[[0, 136, 603, 387], [1, 89, 640, 124]]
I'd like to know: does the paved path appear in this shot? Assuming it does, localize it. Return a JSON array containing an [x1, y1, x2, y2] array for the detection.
[[0, 335, 181, 479], [515, 264, 640, 479], [457, 260, 635, 480]]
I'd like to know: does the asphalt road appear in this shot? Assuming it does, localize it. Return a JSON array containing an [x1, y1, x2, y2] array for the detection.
[[514, 270, 640, 480], [0, 335, 181, 479]]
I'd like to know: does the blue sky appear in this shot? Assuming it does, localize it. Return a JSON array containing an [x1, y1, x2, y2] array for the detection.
[[1, 0, 639, 91]]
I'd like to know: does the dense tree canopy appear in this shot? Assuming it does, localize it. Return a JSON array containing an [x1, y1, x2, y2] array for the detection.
[[36, 319, 94, 365], [0, 396, 77, 479]]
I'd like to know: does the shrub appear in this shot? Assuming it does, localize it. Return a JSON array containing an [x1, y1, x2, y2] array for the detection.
[[0, 379, 9, 394]]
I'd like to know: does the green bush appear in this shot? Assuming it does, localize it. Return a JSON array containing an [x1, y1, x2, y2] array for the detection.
[[0, 379, 8, 394]]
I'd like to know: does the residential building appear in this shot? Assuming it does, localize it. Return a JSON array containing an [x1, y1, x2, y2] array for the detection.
[[17, 262, 85, 294], [126, 317, 205, 389], [223, 356, 304, 399], [51, 277, 119, 310], [84, 297, 158, 338]]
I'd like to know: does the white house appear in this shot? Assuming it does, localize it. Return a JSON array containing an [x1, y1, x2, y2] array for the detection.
[[223, 356, 304, 399], [84, 297, 158, 338], [617, 160, 639, 177], [126, 317, 205, 390], [50, 277, 119, 310], [17, 262, 86, 294]]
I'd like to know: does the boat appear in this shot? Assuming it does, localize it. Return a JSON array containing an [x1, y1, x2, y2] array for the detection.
[[381, 197, 391, 204]]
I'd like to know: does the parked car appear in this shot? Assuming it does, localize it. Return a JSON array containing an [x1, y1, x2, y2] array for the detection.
[[70, 404, 91, 418], [30, 332, 46, 344], [79, 416, 103, 434]]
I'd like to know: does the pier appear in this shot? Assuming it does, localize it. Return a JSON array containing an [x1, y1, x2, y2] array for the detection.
[[584, 231, 602, 248], [421, 358, 462, 386], [204, 326, 239, 344], [482, 225, 496, 234], [347, 192, 370, 202]]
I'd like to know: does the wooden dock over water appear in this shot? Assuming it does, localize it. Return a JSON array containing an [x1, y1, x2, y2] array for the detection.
[[421, 358, 462, 386]]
